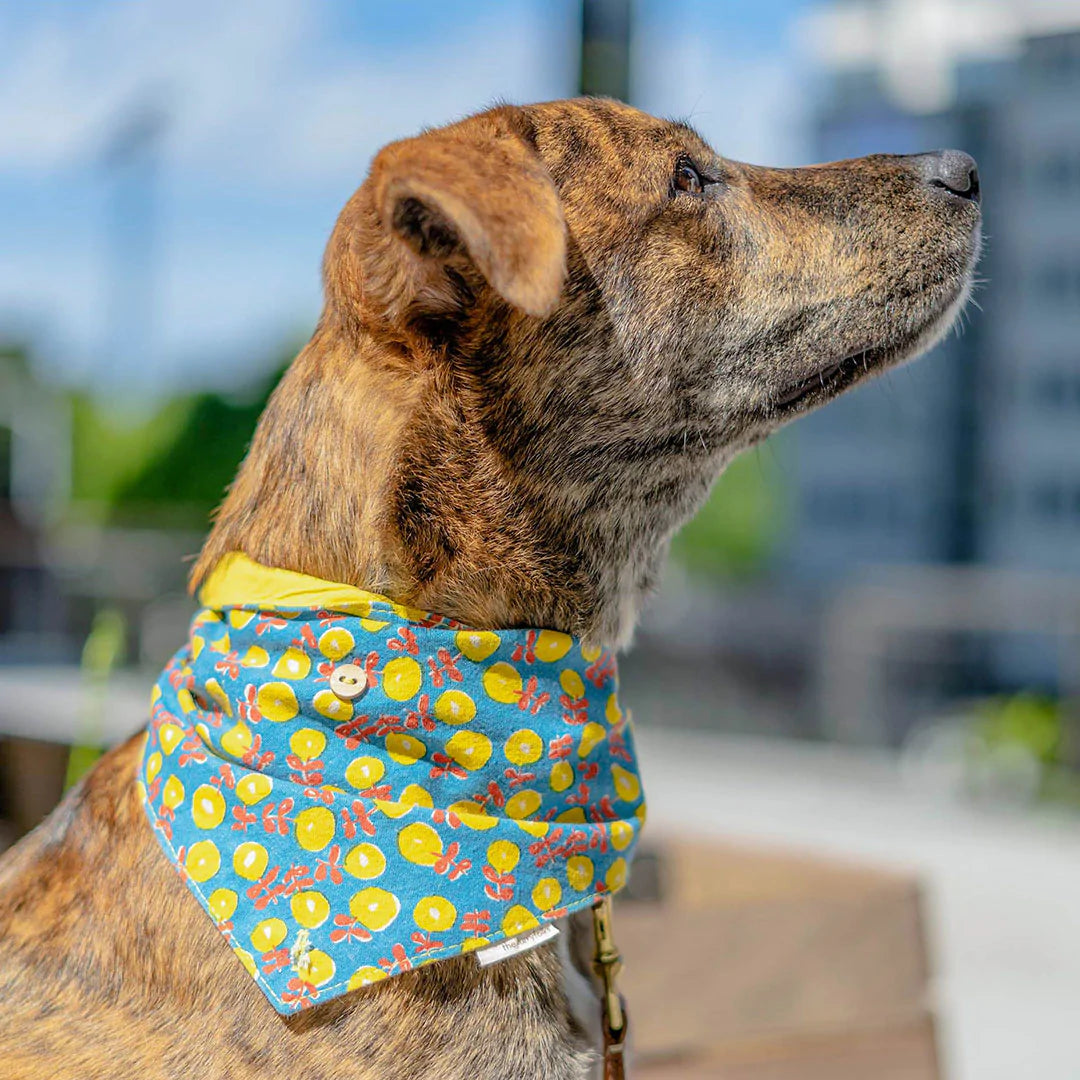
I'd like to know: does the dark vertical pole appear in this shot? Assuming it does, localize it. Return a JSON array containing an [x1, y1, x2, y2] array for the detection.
[[580, 0, 632, 102]]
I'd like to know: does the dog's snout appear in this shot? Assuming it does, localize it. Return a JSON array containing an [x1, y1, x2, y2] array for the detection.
[[910, 149, 981, 204]]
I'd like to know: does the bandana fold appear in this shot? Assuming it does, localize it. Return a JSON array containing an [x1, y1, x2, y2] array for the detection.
[[139, 554, 645, 1013]]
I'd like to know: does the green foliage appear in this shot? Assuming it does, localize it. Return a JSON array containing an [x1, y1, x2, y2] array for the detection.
[[69, 394, 192, 508], [107, 360, 290, 526], [974, 693, 1063, 765], [669, 448, 786, 579]]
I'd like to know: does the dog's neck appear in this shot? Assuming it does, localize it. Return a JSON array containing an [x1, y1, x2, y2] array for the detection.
[[191, 319, 704, 647]]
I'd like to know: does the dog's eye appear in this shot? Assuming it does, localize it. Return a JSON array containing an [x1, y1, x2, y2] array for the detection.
[[674, 158, 704, 195]]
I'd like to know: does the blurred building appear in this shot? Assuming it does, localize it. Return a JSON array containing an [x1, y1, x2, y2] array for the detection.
[[0, 348, 71, 661], [781, 4, 1080, 697]]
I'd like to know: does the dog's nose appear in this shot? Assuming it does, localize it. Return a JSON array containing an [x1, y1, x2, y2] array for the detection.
[[910, 149, 980, 204]]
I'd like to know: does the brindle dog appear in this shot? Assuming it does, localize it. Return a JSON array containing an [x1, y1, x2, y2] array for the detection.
[[0, 98, 980, 1079]]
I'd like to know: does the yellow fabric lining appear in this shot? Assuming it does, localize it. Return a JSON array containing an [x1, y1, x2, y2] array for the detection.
[[199, 551, 410, 617]]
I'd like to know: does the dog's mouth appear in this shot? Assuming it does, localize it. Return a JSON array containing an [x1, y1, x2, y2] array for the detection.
[[763, 273, 976, 420], [771, 349, 873, 411]]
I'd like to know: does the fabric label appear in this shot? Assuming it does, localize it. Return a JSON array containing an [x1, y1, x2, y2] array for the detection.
[[474, 924, 560, 967]]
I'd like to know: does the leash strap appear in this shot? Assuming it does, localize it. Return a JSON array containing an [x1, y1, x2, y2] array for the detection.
[[591, 896, 629, 1080]]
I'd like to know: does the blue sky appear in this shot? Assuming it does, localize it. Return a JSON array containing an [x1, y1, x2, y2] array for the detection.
[[0, 0, 812, 395]]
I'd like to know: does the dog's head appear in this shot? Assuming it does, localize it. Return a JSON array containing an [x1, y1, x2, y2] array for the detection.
[[196, 97, 981, 643]]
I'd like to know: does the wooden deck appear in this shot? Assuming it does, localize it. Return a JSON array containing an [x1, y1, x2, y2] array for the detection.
[[616, 840, 939, 1079]]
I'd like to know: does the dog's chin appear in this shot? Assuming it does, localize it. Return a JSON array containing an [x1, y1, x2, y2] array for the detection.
[[749, 268, 978, 432]]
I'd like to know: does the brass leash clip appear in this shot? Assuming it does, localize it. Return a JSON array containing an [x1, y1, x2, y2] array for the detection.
[[591, 896, 628, 1079]]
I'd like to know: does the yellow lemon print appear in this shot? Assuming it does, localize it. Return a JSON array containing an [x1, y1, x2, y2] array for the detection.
[[190, 638, 204, 661], [203, 677, 234, 717], [250, 918, 288, 952], [486, 840, 521, 874], [159, 723, 184, 755], [161, 774, 185, 810], [504, 789, 542, 820], [577, 722, 606, 758], [296, 949, 335, 987], [313, 688, 353, 723], [397, 822, 443, 867], [289, 727, 327, 762], [272, 647, 311, 681], [635, 803, 647, 828], [233, 841, 269, 881], [549, 761, 574, 792], [208, 887, 237, 922], [318, 626, 355, 661], [455, 630, 500, 662], [235, 773, 273, 806], [382, 656, 422, 701], [534, 630, 573, 663], [514, 819, 549, 839], [145, 751, 162, 783], [220, 722, 253, 758], [177, 688, 198, 714], [559, 669, 586, 700], [611, 765, 641, 803], [556, 807, 587, 824], [348, 966, 388, 990], [502, 905, 540, 936], [234, 948, 258, 977], [413, 895, 457, 932], [385, 732, 426, 766], [294, 806, 335, 852], [399, 783, 433, 809], [433, 689, 476, 725], [377, 783, 435, 818], [504, 728, 543, 766], [257, 681, 299, 722], [566, 855, 594, 891], [483, 661, 522, 704], [344, 842, 387, 880], [185, 840, 220, 883], [345, 756, 384, 790], [350, 887, 400, 932], [445, 730, 493, 772], [605, 857, 628, 892], [390, 601, 428, 623], [241, 645, 269, 668], [449, 800, 499, 830], [532, 878, 562, 912], [191, 784, 226, 830], [228, 609, 256, 629], [605, 694, 622, 725], [337, 597, 372, 619], [461, 936, 490, 952], [610, 819, 634, 851], [581, 643, 603, 662], [291, 890, 330, 929]]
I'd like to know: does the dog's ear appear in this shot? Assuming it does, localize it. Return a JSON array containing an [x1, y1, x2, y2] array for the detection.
[[369, 118, 566, 318]]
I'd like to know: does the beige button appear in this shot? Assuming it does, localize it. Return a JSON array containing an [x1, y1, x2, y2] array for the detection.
[[330, 663, 367, 701]]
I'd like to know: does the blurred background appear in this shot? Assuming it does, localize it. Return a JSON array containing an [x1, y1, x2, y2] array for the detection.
[[1, 1, 1079, 1078]]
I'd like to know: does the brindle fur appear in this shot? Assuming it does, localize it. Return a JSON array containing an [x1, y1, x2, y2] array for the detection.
[[0, 97, 980, 1079]]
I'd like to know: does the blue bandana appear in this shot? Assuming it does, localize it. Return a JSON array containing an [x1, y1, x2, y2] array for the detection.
[[138, 554, 646, 1014]]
